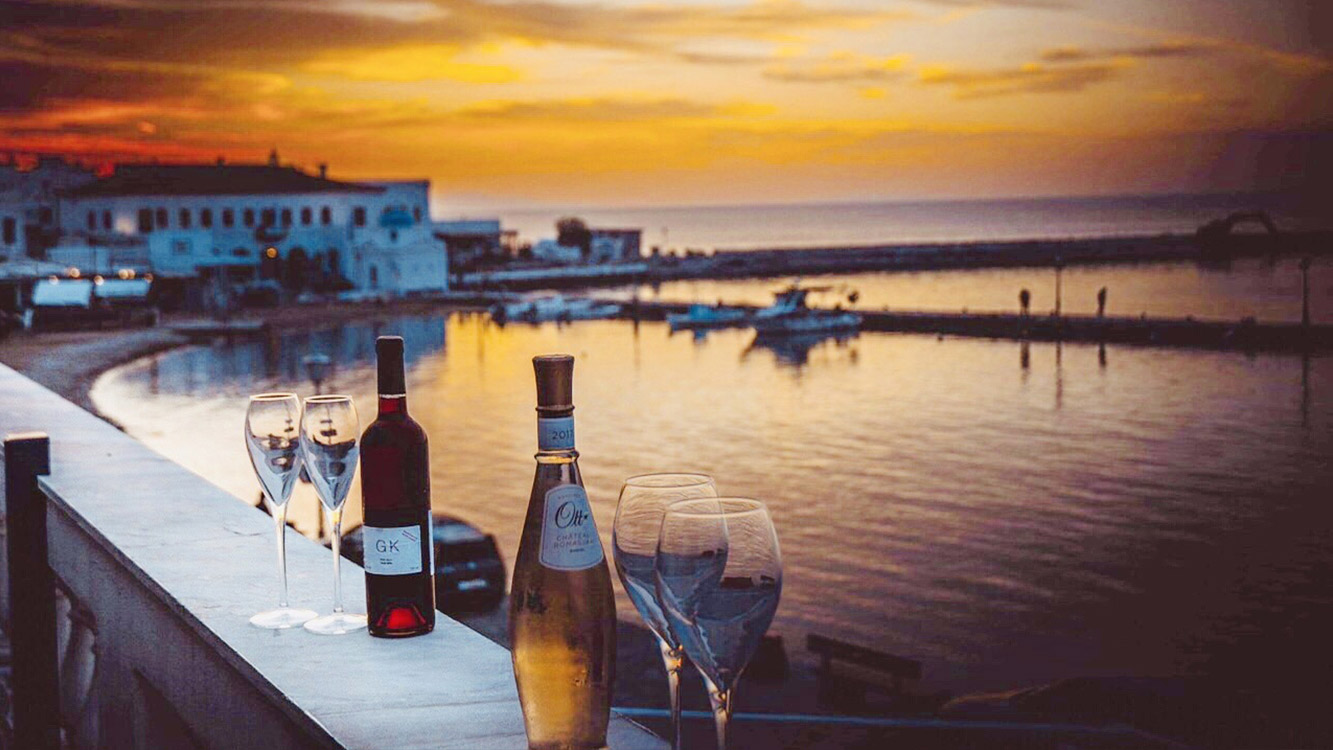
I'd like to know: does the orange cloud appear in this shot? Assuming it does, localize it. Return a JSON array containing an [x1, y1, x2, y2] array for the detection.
[[763, 52, 910, 83]]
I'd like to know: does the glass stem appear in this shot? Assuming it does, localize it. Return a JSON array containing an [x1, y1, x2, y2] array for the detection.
[[273, 504, 290, 608], [328, 508, 344, 614], [658, 639, 685, 750], [705, 678, 733, 750]]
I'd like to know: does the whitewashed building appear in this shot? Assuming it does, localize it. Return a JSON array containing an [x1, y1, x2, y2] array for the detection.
[[53, 156, 447, 294], [0, 156, 98, 262]]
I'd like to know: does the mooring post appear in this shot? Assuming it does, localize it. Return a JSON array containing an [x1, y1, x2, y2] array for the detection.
[[4, 432, 61, 750]]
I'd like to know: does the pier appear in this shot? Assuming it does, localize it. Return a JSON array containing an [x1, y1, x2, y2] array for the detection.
[[619, 300, 1333, 352], [460, 230, 1333, 291]]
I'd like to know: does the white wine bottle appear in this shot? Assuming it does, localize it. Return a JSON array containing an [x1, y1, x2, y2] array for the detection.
[[510, 354, 616, 750]]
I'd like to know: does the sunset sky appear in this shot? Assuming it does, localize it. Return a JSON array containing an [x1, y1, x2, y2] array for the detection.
[[2, 0, 1329, 210]]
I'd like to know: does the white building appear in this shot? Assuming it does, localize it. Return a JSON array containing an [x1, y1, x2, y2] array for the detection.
[[52, 156, 447, 295], [531, 239, 584, 264], [0, 156, 98, 262]]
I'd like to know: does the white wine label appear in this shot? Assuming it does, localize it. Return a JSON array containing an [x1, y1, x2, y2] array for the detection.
[[539, 484, 604, 571], [362, 524, 427, 576], [537, 417, 576, 451]]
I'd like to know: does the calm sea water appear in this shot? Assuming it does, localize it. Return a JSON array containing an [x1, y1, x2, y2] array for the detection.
[[91, 280, 1333, 699], [492, 191, 1327, 250]]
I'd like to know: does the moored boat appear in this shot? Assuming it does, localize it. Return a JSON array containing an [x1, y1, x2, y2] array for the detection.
[[666, 303, 749, 330], [490, 294, 621, 324], [751, 283, 862, 335]]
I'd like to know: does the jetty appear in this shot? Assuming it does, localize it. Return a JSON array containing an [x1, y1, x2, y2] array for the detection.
[[618, 299, 1333, 353], [459, 230, 1333, 291]]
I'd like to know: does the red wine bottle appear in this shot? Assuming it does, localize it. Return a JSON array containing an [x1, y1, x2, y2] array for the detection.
[[361, 335, 435, 638]]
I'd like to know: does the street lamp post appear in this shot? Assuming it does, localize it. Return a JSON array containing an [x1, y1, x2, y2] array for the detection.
[[1300, 257, 1312, 328], [1054, 256, 1064, 318]]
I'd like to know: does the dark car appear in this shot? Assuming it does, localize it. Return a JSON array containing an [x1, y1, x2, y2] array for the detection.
[[338, 513, 506, 614]]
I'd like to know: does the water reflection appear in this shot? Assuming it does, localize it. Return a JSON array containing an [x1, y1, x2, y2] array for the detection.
[[744, 331, 860, 368], [91, 311, 1333, 736]]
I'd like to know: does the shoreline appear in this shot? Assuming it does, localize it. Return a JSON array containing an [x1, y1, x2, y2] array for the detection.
[[0, 298, 484, 418]]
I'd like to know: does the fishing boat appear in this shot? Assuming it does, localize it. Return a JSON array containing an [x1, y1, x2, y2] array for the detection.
[[751, 283, 862, 335], [666, 303, 750, 330]]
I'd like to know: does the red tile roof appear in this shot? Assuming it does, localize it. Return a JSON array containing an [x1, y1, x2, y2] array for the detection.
[[62, 164, 384, 198]]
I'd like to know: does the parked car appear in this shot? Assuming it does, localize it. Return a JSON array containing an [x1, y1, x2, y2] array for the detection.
[[338, 513, 506, 614]]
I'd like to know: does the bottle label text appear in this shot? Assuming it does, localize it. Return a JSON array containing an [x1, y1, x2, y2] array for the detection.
[[538, 417, 576, 451], [363, 523, 429, 576], [539, 485, 604, 571]]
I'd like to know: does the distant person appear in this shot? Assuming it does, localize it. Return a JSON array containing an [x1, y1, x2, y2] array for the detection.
[[1019, 289, 1031, 318], [1097, 287, 1108, 318]]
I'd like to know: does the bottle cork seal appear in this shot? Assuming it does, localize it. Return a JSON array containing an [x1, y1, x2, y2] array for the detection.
[[377, 336, 406, 394], [533, 354, 574, 413]]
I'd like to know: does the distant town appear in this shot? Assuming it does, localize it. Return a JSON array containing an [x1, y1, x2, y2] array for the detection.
[[0, 152, 645, 326]]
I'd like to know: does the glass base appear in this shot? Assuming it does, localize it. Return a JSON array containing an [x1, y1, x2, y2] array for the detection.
[[303, 611, 367, 635], [249, 607, 318, 629]]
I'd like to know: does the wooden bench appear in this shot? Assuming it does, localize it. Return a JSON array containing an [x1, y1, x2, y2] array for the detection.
[[807, 634, 923, 709]]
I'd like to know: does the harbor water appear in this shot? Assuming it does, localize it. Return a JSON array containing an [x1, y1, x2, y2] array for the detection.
[[91, 266, 1333, 701]]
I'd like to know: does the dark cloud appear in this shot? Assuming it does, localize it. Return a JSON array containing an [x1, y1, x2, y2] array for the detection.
[[455, 97, 756, 122], [921, 61, 1120, 98], [1039, 42, 1208, 63]]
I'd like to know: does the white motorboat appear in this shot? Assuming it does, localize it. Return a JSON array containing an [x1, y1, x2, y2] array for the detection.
[[491, 295, 620, 324], [751, 283, 862, 335]]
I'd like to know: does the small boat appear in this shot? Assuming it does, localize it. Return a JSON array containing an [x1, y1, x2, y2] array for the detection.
[[751, 283, 862, 335], [753, 310, 862, 335], [491, 295, 621, 324], [666, 303, 749, 330]]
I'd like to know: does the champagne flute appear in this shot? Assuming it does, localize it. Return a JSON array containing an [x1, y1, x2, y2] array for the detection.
[[300, 395, 367, 635], [245, 393, 318, 629], [613, 473, 718, 750], [656, 498, 782, 750]]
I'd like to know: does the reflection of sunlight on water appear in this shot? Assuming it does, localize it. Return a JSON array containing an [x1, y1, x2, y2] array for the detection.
[[91, 305, 1333, 695]]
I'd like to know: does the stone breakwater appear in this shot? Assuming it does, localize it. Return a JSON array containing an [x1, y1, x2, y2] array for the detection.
[[460, 230, 1333, 291]]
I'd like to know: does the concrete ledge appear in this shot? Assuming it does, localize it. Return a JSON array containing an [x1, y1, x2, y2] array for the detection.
[[0, 362, 663, 749]]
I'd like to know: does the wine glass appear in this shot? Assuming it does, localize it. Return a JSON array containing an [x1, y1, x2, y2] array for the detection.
[[656, 498, 782, 750], [299, 395, 367, 635], [613, 473, 718, 750], [245, 393, 318, 629]]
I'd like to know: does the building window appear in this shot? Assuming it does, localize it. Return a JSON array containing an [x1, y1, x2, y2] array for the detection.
[[244, 209, 255, 227], [353, 207, 366, 227], [102, 211, 112, 230], [86, 211, 96, 231], [179, 208, 192, 229], [321, 207, 331, 225], [223, 208, 234, 228], [232, 247, 249, 258], [155, 208, 168, 228], [300, 207, 312, 226], [38, 207, 53, 225], [261, 208, 276, 226], [281, 208, 292, 227], [2, 217, 14, 245], [213, 247, 221, 256], [138, 209, 153, 233], [201, 209, 213, 228], [172, 239, 190, 256], [413, 206, 422, 223]]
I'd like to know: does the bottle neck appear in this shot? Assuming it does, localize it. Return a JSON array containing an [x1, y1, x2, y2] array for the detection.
[[536, 410, 576, 457], [378, 393, 408, 417]]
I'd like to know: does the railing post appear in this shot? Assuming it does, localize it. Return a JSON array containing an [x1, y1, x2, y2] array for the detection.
[[4, 432, 60, 750]]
